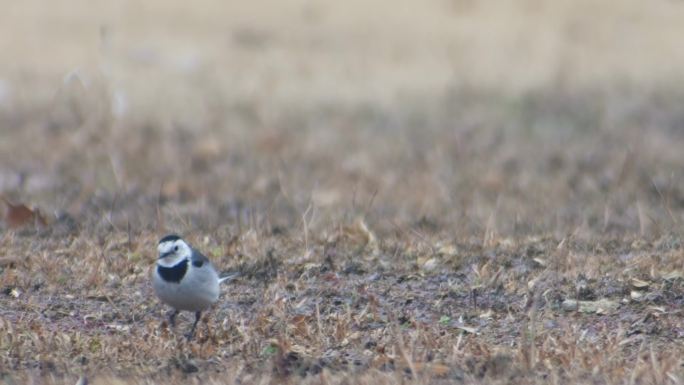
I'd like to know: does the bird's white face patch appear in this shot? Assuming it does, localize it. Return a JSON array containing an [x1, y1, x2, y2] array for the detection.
[[157, 239, 192, 267]]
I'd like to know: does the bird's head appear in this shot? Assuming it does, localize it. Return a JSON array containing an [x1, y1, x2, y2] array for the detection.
[[157, 234, 192, 267]]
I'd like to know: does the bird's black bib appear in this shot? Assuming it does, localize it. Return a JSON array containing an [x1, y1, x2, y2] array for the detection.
[[157, 259, 188, 283]]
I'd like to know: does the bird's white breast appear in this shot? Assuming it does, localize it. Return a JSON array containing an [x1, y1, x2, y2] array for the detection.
[[153, 262, 220, 312]]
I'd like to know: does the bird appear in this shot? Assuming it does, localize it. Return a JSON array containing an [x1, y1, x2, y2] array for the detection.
[[153, 234, 238, 340]]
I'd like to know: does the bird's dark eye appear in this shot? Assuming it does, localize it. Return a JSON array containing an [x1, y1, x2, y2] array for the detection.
[[174, 246, 179, 252]]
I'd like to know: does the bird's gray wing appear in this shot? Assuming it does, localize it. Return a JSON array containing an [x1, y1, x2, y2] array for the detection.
[[190, 248, 210, 268]]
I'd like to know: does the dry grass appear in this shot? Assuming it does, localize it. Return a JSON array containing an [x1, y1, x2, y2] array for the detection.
[[2, 0, 684, 384]]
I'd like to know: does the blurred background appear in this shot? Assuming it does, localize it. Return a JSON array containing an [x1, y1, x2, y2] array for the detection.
[[2, 0, 684, 239]]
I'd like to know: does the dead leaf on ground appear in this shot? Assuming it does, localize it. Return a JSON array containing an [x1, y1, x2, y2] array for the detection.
[[412, 362, 451, 377], [561, 298, 619, 314], [1, 196, 47, 228], [418, 256, 440, 272], [437, 244, 458, 257], [532, 257, 548, 267], [630, 278, 650, 289], [336, 218, 379, 253], [456, 325, 479, 334]]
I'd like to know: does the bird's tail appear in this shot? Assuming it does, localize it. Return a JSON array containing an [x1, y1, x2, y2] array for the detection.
[[218, 272, 240, 284]]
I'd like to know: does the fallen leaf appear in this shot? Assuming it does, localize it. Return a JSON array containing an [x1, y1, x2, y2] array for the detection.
[[429, 363, 450, 376], [421, 257, 440, 272], [412, 362, 450, 376], [479, 310, 493, 320], [527, 276, 538, 290], [437, 244, 458, 256], [105, 324, 130, 332], [2, 197, 47, 228], [561, 298, 619, 314], [532, 257, 548, 267], [339, 218, 378, 253], [630, 278, 650, 289], [321, 272, 340, 283], [454, 324, 479, 334]]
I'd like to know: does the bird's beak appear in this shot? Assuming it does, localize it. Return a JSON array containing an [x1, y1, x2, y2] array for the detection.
[[159, 251, 173, 259]]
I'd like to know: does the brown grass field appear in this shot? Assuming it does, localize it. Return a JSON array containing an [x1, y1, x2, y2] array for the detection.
[[2, 0, 684, 383]]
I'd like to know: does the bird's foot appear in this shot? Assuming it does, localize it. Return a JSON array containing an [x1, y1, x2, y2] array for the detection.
[[167, 309, 179, 328], [185, 311, 202, 341]]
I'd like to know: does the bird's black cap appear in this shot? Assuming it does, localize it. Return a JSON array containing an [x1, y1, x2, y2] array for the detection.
[[159, 234, 181, 244]]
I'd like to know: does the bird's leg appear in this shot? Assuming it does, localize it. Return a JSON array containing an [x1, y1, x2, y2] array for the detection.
[[168, 309, 179, 328], [186, 311, 202, 340]]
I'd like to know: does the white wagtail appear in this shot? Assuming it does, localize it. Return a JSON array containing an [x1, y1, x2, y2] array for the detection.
[[153, 234, 237, 340]]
